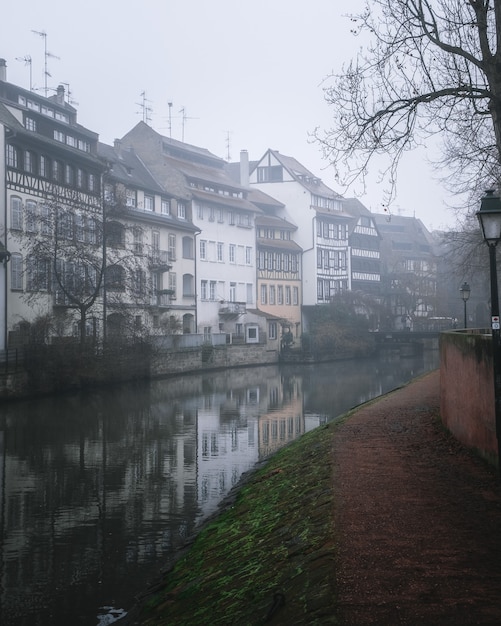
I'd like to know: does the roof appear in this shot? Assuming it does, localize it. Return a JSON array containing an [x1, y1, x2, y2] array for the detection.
[[98, 142, 165, 193], [256, 149, 342, 199], [256, 238, 303, 252]]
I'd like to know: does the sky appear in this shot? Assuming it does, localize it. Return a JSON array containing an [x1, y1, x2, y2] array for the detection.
[[2, 0, 461, 231]]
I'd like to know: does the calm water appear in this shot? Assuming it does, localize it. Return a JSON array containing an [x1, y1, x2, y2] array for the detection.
[[0, 350, 438, 625]]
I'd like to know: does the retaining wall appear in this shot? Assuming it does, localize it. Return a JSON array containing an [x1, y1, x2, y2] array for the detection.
[[439, 330, 497, 461]]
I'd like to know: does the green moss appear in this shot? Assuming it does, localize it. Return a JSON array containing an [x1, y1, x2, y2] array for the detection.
[[135, 424, 339, 625]]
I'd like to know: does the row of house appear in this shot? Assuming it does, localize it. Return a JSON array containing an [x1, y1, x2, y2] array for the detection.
[[0, 58, 441, 352]]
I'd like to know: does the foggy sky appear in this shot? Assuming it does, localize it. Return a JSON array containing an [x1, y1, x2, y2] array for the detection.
[[2, 0, 457, 230]]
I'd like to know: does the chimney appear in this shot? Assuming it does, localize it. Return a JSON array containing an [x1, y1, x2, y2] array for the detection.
[[56, 84, 65, 105], [114, 138, 122, 152], [240, 149, 249, 187], [0, 59, 6, 82]]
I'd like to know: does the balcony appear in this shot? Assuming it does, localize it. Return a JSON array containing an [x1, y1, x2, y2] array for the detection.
[[219, 301, 246, 317], [149, 250, 171, 272]]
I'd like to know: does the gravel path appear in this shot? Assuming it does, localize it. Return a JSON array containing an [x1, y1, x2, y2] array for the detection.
[[332, 369, 501, 625]]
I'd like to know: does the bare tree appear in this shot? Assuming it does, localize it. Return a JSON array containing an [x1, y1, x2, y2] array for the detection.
[[316, 0, 501, 211], [14, 183, 151, 346]]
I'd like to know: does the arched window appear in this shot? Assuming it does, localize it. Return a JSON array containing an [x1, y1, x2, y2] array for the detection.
[[107, 221, 125, 248], [183, 273, 194, 297], [106, 265, 126, 291]]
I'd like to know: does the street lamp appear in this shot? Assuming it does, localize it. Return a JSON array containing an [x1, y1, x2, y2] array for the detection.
[[459, 281, 471, 329], [476, 189, 501, 472]]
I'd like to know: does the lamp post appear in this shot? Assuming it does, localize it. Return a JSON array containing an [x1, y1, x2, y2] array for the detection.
[[459, 281, 471, 329], [476, 189, 501, 472]]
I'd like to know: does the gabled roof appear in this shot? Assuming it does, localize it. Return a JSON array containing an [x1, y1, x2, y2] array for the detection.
[[98, 142, 165, 193], [373, 213, 436, 255], [254, 149, 342, 199]]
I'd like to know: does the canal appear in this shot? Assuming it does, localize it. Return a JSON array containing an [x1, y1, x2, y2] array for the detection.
[[0, 350, 438, 625]]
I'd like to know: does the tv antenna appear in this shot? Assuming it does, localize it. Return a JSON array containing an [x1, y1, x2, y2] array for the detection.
[[136, 91, 153, 124], [168, 102, 173, 138], [225, 130, 232, 161], [16, 55, 33, 91], [179, 107, 198, 142], [31, 30, 60, 96], [60, 82, 78, 106]]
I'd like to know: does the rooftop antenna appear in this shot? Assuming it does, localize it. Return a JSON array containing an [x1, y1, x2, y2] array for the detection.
[[16, 55, 33, 91], [225, 130, 232, 161], [168, 102, 173, 138], [31, 30, 60, 96], [136, 91, 153, 124], [179, 107, 198, 142], [60, 82, 78, 106]]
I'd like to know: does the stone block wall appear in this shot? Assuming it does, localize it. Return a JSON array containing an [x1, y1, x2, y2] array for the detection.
[[439, 330, 497, 461]]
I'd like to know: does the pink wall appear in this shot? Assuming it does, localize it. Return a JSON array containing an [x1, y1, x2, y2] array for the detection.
[[440, 331, 497, 460]]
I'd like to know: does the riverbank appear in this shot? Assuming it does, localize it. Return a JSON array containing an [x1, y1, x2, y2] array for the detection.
[[125, 370, 501, 625]]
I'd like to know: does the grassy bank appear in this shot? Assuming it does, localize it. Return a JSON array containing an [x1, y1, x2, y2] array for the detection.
[[128, 420, 340, 625]]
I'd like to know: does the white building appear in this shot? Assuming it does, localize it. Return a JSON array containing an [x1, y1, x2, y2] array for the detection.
[[121, 123, 262, 339], [249, 149, 352, 305]]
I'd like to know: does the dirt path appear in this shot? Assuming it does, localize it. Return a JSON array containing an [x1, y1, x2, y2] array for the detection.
[[332, 370, 501, 625]]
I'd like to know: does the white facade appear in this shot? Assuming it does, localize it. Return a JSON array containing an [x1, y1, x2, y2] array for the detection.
[[249, 149, 351, 305]]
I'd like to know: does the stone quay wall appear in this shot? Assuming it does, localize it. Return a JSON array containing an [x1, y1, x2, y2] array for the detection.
[[439, 329, 497, 462]]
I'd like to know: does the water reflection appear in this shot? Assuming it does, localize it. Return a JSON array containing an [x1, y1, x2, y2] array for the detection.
[[0, 351, 438, 625]]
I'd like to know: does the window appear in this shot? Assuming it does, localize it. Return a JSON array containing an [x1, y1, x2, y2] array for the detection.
[[217, 242, 224, 262], [200, 239, 207, 260], [27, 255, 49, 291], [40, 204, 51, 235], [6, 145, 18, 168], [126, 188, 136, 207], [169, 272, 177, 300], [39, 155, 48, 177], [183, 274, 194, 297], [25, 117, 36, 131], [161, 199, 170, 215], [168, 234, 176, 260], [228, 211, 235, 225], [54, 130, 65, 142], [182, 236, 194, 259], [217, 209, 224, 223], [209, 207, 215, 221], [229, 244, 236, 263], [86, 217, 97, 244], [10, 253, 23, 290], [25, 200, 37, 233], [177, 202, 186, 219], [107, 221, 125, 247], [229, 282, 236, 302], [209, 280, 216, 300], [256, 165, 283, 182], [261, 284, 267, 305], [52, 160, 61, 181], [201, 280, 208, 300], [76, 168, 84, 188], [10, 196, 23, 230], [78, 139, 90, 152], [88, 174, 96, 192], [65, 164, 74, 185], [144, 195, 154, 211], [106, 265, 126, 291], [269, 285, 276, 305], [277, 285, 284, 305], [152, 230, 160, 251], [197, 204, 204, 219], [246, 247, 252, 265], [24, 151, 34, 173], [293, 286, 299, 305], [133, 227, 143, 254], [269, 322, 278, 340], [246, 283, 253, 304], [66, 135, 77, 147], [285, 286, 291, 305]]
